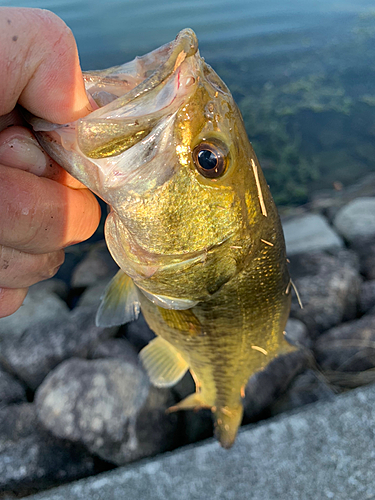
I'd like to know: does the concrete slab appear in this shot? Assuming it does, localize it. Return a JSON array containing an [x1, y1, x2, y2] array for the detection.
[[24, 384, 375, 500]]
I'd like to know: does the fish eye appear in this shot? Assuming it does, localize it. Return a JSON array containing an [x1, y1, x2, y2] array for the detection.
[[192, 140, 229, 179]]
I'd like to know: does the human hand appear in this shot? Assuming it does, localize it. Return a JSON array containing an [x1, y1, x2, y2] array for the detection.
[[0, 7, 101, 318]]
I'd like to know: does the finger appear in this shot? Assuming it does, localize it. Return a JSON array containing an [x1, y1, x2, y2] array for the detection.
[[0, 245, 64, 288], [0, 165, 101, 254], [0, 287, 28, 319], [0, 8, 92, 123], [0, 109, 24, 132], [0, 126, 86, 188]]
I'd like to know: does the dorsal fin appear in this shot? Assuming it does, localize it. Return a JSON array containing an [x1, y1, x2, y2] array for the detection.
[[139, 336, 189, 388], [96, 270, 140, 327]]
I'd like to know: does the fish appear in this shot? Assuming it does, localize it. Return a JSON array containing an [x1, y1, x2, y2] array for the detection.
[[29, 29, 292, 448]]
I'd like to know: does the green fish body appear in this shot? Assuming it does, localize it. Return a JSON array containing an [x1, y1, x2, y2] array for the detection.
[[31, 29, 291, 448]]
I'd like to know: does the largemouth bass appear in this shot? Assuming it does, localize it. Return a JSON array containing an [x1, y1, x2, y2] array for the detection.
[[30, 29, 292, 448]]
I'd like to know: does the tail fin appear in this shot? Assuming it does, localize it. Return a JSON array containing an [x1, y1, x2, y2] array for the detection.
[[213, 404, 243, 449]]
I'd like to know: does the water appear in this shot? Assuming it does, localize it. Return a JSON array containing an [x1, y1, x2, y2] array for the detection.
[[2, 0, 375, 204]]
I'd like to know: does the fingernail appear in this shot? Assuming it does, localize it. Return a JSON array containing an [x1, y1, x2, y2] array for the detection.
[[0, 135, 48, 176]]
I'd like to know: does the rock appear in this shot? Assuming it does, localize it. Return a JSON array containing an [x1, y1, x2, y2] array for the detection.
[[359, 240, 375, 279], [172, 374, 213, 444], [31, 279, 69, 301], [359, 280, 375, 314], [282, 214, 343, 256], [0, 306, 116, 390], [23, 384, 375, 500], [271, 369, 336, 415], [36, 357, 153, 465], [243, 350, 310, 422], [0, 366, 26, 405], [289, 250, 361, 338], [314, 310, 375, 376], [89, 338, 139, 365], [284, 318, 310, 348], [130, 386, 181, 459], [0, 403, 96, 496], [0, 285, 69, 337], [125, 312, 155, 351], [71, 242, 118, 288], [333, 197, 375, 244], [76, 279, 110, 309]]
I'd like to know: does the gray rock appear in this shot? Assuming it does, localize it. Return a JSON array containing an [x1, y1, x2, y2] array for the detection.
[[243, 350, 310, 421], [24, 384, 375, 500], [0, 306, 116, 390], [76, 279, 110, 309], [289, 250, 361, 338], [172, 374, 214, 444], [282, 213, 343, 256], [314, 310, 375, 376], [284, 318, 310, 348], [125, 312, 155, 351], [71, 241, 118, 288], [30, 279, 69, 301], [359, 240, 375, 279], [129, 386, 181, 460], [359, 280, 375, 314], [0, 285, 69, 337], [36, 357, 152, 465], [0, 367, 26, 405], [0, 403, 96, 495], [271, 369, 336, 415], [333, 197, 375, 243], [89, 338, 139, 365]]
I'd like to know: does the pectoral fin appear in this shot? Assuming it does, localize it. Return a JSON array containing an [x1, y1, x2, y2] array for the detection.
[[96, 270, 140, 327], [139, 336, 189, 388]]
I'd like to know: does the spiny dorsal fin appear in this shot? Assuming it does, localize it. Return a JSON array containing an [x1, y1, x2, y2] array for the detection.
[[139, 336, 189, 388], [96, 270, 140, 327]]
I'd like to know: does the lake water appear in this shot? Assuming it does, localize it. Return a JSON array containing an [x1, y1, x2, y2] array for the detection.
[[3, 0, 375, 204]]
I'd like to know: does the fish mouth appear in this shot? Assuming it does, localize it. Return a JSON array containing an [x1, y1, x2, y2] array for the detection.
[[28, 29, 203, 201]]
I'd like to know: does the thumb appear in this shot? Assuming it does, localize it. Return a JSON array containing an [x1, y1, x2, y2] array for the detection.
[[0, 7, 91, 124]]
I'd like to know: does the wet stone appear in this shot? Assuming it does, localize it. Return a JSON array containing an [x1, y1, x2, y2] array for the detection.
[[0, 284, 70, 338], [271, 369, 336, 416], [35, 357, 153, 465], [0, 403, 96, 496], [282, 213, 343, 256], [359, 280, 375, 314], [284, 318, 311, 348], [71, 241, 118, 288], [89, 338, 139, 366], [0, 366, 26, 405], [333, 197, 375, 244], [0, 306, 117, 391], [243, 350, 310, 422], [76, 279, 111, 309], [289, 250, 361, 338], [125, 312, 155, 351], [313, 310, 375, 375]]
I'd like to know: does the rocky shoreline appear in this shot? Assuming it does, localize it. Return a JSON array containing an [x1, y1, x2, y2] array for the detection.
[[1, 180, 375, 498]]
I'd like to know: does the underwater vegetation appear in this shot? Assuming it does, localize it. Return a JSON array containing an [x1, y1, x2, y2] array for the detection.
[[213, 11, 375, 205]]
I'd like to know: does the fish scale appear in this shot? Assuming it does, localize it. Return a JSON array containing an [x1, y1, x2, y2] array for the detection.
[[29, 28, 292, 448]]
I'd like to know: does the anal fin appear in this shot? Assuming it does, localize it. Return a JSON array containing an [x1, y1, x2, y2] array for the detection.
[[139, 336, 189, 388], [96, 270, 140, 327]]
